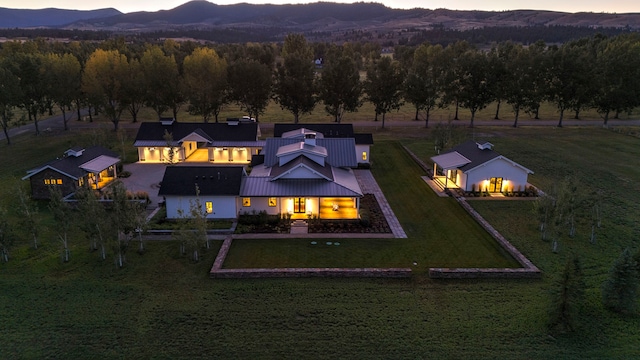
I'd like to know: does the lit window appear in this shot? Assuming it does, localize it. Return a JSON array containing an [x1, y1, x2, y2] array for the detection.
[[56, 179, 63, 185], [243, 198, 251, 207], [362, 151, 367, 161], [44, 179, 50, 185], [205, 201, 213, 214], [268, 197, 277, 207]]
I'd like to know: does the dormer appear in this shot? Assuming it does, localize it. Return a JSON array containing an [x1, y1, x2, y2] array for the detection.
[[477, 142, 494, 150], [276, 141, 328, 167], [160, 117, 175, 126], [65, 147, 85, 157]]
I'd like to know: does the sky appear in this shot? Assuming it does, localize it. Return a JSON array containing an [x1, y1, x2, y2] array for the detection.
[[5, 0, 639, 15]]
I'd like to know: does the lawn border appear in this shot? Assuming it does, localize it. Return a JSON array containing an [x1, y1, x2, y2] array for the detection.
[[402, 145, 541, 279]]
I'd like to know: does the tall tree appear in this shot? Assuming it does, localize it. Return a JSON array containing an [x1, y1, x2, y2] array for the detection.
[[318, 54, 362, 123], [140, 46, 182, 119], [602, 248, 639, 313], [403, 43, 443, 128], [440, 41, 472, 121], [0, 64, 21, 145], [121, 58, 145, 123], [457, 49, 492, 128], [183, 47, 228, 123], [363, 56, 405, 129], [501, 44, 534, 127], [82, 49, 130, 131], [45, 53, 82, 131], [273, 35, 316, 124], [228, 59, 272, 122], [14, 53, 47, 135]]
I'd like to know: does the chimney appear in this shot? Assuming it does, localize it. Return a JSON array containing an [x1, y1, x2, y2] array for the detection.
[[304, 133, 317, 147]]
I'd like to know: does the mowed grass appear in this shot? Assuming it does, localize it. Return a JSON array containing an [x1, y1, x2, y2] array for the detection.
[[223, 140, 517, 269], [2, 121, 640, 357]]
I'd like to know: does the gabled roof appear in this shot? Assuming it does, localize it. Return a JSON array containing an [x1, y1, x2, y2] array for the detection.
[[275, 141, 328, 161], [270, 155, 333, 181], [134, 121, 259, 146], [263, 138, 357, 168], [158, 166, 244, 196], [240, 176, 362, 198], [434, 140, 533, 174], [23, 146, 119, 180], [273, 123, 373, 145]]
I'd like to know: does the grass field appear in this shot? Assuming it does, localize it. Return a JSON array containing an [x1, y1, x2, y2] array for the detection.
[[1, 118, 640, 357]]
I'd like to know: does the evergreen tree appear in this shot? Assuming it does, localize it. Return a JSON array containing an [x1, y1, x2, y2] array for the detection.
[[548, 257, 585, 333], [602, 248, 639, 313]]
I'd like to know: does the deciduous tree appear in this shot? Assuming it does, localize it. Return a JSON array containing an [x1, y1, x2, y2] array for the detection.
[[318, 54, 362, 123], [228, 59, 272, 122], [363, 56, 404, 129], [182, 47, 228, 122]]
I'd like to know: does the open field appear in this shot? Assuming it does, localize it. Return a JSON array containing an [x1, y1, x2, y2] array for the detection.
[[1, 119, 640, 357]]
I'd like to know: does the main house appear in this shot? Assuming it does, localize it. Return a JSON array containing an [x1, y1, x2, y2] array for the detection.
[[159, 130, 364, 220], [133, 118, 263, 164], [273, 123, 373, 166], [23, 146, 120, 199], [431, 141, 533, 193]]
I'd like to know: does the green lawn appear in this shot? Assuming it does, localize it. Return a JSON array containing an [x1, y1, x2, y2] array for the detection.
[[1, 122, 640, 358], [224, 140, 517, 269]]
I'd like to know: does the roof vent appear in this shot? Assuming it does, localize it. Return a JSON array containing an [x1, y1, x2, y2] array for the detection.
[[304, 133, 317, 147], [226, 118, 239, 126], [160, 117, 175, 126], [477, 142, 494, 150]]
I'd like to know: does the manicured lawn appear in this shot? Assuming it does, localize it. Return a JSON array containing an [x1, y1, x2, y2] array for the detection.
[[2, 122, 640, 358], [223, 140, 518, 269]]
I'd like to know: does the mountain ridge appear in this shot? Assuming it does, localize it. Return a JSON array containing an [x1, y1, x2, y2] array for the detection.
[[2, 1, 640, 34]]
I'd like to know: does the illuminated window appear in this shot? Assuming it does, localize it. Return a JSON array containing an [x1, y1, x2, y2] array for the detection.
[[362, 151, 367, 161], [44, 179, 50, 185], [243, 198, 251, 207], [205, 201, 213, 214], [56, 179, 63, 185], [78, 178, 85, 186], [268, 197, 277, 207]]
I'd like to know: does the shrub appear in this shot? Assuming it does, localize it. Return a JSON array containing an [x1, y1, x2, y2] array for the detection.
[[360, 208, 371, 227], [118, 170, 131, 178]]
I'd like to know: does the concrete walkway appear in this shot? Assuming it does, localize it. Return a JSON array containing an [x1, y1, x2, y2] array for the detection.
[[354, 169, 407, 239]]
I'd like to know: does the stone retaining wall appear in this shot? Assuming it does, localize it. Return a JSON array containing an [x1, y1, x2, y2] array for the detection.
[[210, 236, 412, 279], [402, 145, 541, 279]]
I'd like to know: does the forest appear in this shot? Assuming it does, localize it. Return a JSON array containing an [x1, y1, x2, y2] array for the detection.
[[2, 32, 640, 145]]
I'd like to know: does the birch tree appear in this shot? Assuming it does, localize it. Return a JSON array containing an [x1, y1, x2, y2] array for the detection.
[[48, 186, 72, 262], [0, 206, 11, 262], [16, 184, 40, 249]]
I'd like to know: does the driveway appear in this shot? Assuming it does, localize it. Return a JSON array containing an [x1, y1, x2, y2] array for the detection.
[[119, 163, 166, 208]]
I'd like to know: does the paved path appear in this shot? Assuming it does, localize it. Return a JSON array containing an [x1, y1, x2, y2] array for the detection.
[[354, 169, 407, 239]]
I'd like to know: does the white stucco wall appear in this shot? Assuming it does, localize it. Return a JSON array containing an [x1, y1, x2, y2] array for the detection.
[[165, 195, 238, 219], [463, 158, 530, 192], [356, 144, 370, 164]]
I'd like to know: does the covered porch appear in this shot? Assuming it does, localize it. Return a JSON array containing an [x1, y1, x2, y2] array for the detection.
[[284, 196, 360, 220]]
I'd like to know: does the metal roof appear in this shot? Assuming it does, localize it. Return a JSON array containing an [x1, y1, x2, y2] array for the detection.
[[80, 155, 120, 173], [23, 146, 120, 180], [263, 138, 357, 168], [431, 152, 471, 170], [241, 176, 362, 197]]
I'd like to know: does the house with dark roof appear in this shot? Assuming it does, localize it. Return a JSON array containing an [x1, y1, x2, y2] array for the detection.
[[22, 146, 120, 200], [244, 131, 363, 220], [430, 141, 533, 193], [159, 166, 245, 219], [133, 118, 263, 164], [272, 123, 373, 165], [159, 130, 364, 220]]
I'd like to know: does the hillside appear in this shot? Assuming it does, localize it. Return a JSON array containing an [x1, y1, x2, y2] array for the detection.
[[0, 7, 121, 28]]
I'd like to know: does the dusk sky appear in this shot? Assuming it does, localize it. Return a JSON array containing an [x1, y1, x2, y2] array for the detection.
[[4, 0, 639, 15]]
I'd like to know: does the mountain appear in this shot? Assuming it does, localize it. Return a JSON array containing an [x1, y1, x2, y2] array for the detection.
[[2, 1, 640, 36], [0, 7, 121, 28]]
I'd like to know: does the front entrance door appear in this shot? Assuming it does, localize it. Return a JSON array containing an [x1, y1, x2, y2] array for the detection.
[[294, 198, 306, 213], [489, 177, 503, 192]]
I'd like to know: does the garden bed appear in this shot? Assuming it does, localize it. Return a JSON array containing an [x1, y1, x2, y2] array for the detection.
[[308, 194, 391, 233]]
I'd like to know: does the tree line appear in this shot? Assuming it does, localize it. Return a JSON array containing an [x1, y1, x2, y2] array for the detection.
[[3, 32, 640, 144]]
